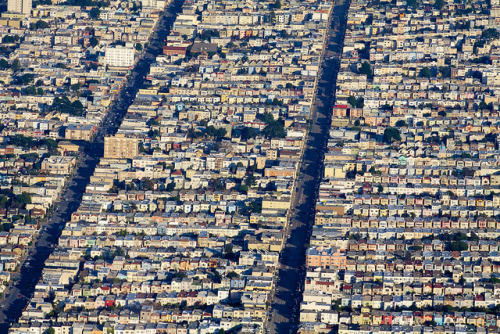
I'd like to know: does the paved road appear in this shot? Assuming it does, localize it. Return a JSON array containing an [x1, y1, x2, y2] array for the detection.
[[267, 0, 351, 333], [0, 1, 184, 332]]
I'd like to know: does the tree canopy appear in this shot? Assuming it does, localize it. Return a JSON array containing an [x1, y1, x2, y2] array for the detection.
[[383, 127, 401, 143], [89, 7, 100, 19], [258, 113, 286, 139], [359, 61, 373, 79], [51, 97, 85, 116], [32, 20, 49, 30], [419, 67, 432, 78]]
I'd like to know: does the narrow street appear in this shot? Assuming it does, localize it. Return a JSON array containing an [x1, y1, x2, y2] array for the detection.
[[0, 1, 184, 332], [267, 0, 350, 332]]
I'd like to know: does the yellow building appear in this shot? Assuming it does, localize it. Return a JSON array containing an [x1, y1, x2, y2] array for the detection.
[[104, 134, 139, 159]]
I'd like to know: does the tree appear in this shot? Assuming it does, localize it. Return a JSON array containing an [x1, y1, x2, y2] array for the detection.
[[419, 67, 432, 78], [434, 0, 444, 9], [248, 200, 262, 213], [438, 66, 451, 78], [70, 83, 81, 92], [273, 0, 281, 8], [2, 35, 18, 44], [89, 37, 99, 47], [0, 59, 9, 69], [359, 61, 373, 79], [347, 96, 357, 107], [395, 120, 408, 127], [269, 10, 276, 23], [148, 129, 160, 139], [45, 327, 55, 334], [143, 178, 155, 191], [12, 192, 32, 208], [356, 97, 364, 108], [135, 43, 142, 51], [407, 0, 417, 8], [246, 174, 257, 187], [205, 126, 226, 141], [0, 196, 7, 208], [51, 97, 84, 116], [33, 20, 50, 30], [240, 127, 259, 140], [12, 59, 21, 72], [481, 28, 499, 42], [24, 86, 37, 95], [263, 121, 286, 138], [89, 7, 100, 19], [383, 127, 401, 143], [13, 74, 36, 85], [449, 240, 468, 252], [259, 113, 286, 139]]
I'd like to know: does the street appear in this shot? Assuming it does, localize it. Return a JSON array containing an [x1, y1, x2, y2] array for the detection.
[[0, 0, 184, 332], [266, 0, 350, 332]]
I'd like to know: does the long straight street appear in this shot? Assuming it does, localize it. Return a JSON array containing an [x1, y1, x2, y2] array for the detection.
[[267, 0, 350, 332], [0, 1, 184, 332]]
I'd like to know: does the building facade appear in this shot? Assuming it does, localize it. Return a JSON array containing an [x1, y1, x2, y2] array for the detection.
[[7, 0, 31, 15], [104, 134, 139, 159], [104, 46, 135, 67]]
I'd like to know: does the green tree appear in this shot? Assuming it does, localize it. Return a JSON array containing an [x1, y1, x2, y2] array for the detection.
[[205, 126, 226, 140], [0, 196, 8, 208], [143, 178, 155, 191], [359, 61, 373, 79], [25, 86, 37, 95], [240, 127, 259, 140], [434, 0, 444, 9], [449, 240, 468, 252], [481, 28, 499, 41], [407, 0, 417, 8], [12, 59, 21, 73], [12, 192, 31, 208], [13, 74, 36, 85], [89, 37, 99, 47], [33, 20, 50, 30], [419, 67, 432, 78], [89, 7, 101, 19], [135, 43, 142, 51], [356, 97, 364, 108], [269, 10, 276, 23], [246, 174, 257, 187], [51, 97, 84, 116], [248, 199, 262, 213], [0, 59, 9, 69], [395, 120, 408, 127], [259, 113, 286, 139], [383, 127, 401, 143], [2, 35, 18, 44], [347, 96, 357, 107], [227, 271, 239, 278], [274, 0, 281, 8], [70, 83, 81, 92], [263, 121, 286, 138], [10, 134, 35, 147]]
